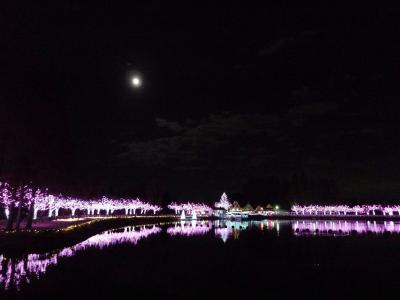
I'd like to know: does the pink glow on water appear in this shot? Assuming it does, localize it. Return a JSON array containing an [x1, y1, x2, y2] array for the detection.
[[167, 221, 212, 236], [214, 227, 233, 243], [0, 225, 161, 291], [3, 219, 400, 292], [292, 220, 400, 236]]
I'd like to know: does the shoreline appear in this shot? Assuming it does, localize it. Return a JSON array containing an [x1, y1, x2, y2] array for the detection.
[[2, 214, 400, 256], [0, 215, 178, 256]]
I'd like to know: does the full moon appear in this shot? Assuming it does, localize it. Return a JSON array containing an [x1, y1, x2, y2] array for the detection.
[[131, 76, 141, 87]]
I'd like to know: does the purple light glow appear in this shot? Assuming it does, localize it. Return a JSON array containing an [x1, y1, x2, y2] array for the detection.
[[0, 225, 161, 291], [167, 221, 212, 236], [291, 205, 400, 216], [292, 220, 400, 236], [214, 227, 233, 243], [0, 180, 161, 220], [214, 192, 231, 210], [167, 202, 213, 216]]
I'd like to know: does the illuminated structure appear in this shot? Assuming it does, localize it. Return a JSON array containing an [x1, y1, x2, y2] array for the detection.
[[213, 192, 231, 218], [214, 193, 270, 219], [214, 193, 231, 210]]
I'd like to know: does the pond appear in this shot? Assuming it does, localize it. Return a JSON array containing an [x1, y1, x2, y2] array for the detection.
[[2, 219, 400, 299]]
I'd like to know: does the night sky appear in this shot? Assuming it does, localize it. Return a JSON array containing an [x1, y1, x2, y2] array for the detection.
[[2, 2, 400, 204]]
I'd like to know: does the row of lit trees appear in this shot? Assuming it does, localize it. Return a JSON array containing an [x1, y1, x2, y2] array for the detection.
[[167, 202, 213, 215], [167, 193, 231, 217], [291, 204, 400, 216], [0, 181, 161, 231]]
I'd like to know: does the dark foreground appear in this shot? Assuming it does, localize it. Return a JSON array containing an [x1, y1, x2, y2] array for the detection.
[[1, 220, 400, 299]]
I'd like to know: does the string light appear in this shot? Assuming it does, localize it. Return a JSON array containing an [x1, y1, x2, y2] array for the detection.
[[167, 202, 213, 216], [0, 180, 162, 225], [291, 204, 400, 216]]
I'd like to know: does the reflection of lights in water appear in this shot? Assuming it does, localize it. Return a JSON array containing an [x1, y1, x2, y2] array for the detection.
[[214, 227, 233, 243], [0, 226, 161, 291], [292, 220, 400, 236], [214, 220, 281, 243], [167, 221, 212, 237], [7, 219, 396, 292], [265, 220, 274, 230], [225, 220, 248, 230]]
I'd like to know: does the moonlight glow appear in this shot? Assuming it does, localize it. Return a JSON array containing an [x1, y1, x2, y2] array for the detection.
[[131, 76, 141, 87]]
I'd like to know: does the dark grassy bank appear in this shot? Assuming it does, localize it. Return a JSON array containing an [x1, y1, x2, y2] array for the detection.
[[0, 216, 177, 257]]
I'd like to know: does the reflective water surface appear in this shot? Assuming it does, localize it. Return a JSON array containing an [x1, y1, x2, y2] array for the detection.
[[2, 219, 400, 299]]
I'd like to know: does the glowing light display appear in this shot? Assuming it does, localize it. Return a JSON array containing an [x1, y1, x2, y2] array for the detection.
[[4, 219, 396, 292], [0, 182, 13, 219], [291, 205, 400, 216], [167, 221, 212, 236], [292, 220, 400, 236], [167, 202, 213, 216], [214, 192, 231, 210], [0, 181, 161, 221], [0, 225, 161, 291]]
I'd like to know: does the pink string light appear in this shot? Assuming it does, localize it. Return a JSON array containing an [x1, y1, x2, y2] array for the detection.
[[291, 205, 400, 216], [167, 202, 213, 216], [0, 181, 161, 219]]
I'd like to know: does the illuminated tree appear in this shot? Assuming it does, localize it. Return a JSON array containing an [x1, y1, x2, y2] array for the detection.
[[214, 192, 231, 210], [0, 182, 13, 219], [15, 184, 30, 230], [168, 202, 213, 216]]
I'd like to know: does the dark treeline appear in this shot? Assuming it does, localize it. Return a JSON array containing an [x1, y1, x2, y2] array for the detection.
[[231, 174, 340, 209]]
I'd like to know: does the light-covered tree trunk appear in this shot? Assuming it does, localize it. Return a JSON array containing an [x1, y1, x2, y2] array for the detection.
[[15, 200, 23, 231], [5, 203, 15, 231], [25, 201, 35, 229]]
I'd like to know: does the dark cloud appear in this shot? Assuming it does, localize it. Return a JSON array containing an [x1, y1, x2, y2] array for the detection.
[[117, 97, 400, 201], [287, 101, 337, 117], [259, 31, 319, 56], [155, 118, 186, 132], [259, 37, 297, 56], [120, 112, 282, 172]]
